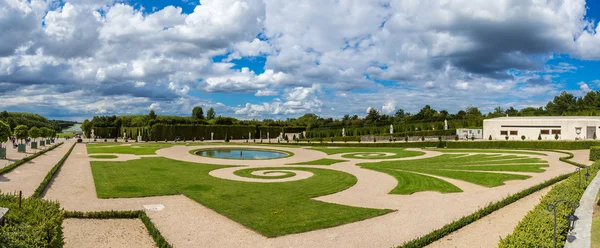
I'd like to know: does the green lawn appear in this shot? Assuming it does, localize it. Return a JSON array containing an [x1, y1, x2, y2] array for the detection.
[[89, 155, 118, 159], [593, 191, 600, 248], [428, 149, 547, 156], [90, 157, 392, 237], [311, 147, 424, 159], [288, 158, 347, 166], [234, 168, 297, 179], [359, 154, 547, 194], [87, 143, 174, 155]]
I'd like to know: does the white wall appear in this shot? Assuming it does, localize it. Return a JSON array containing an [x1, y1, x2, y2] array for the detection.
[[483, 118, 600, 141]]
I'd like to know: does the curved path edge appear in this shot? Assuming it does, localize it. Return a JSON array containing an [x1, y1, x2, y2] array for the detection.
[[565, 166, 600, 248]]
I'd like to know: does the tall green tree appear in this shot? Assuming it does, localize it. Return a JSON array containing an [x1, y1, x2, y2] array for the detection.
[[206, 107, 216, 120], [14, 125, 28, 143], [81, 119, 91, 137], [0, 120, 10, 149], [192, 106, 204, 119], [148, 109, 157, 120], [28, 127, 40, 141]]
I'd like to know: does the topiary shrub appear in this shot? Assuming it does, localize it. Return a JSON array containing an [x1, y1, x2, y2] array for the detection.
[[455, 135, 459, 141], [225, 134, 229, 142], [488, 135, 492, 141], [505, 135, 509, 141], [594, 132, 597, 140], [421, 136, 425, 141], [405, 136, 409, 142], [77, 138, 83, 143], [538, 134, 542, 141], [554, 134, 559, 140], [471, 136, 475, 141], [521, 135, 526, 141], [590, 146, 600, 161]]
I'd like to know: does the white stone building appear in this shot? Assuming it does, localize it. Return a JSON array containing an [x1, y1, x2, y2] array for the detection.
[[483, 116, 600, 141], [456, 128, 483, 140]]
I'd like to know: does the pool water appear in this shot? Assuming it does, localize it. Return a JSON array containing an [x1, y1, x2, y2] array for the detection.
[[195, 149, 288, 160]]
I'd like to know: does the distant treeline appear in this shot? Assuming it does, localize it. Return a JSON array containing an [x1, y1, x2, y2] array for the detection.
[[0, 111, 77, 132]]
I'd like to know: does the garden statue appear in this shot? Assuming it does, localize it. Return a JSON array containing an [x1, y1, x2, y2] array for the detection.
[[390, 124, 394, 134], [249, 132, 252, 140], [91, 129, 95, 140], [137, 131, 142, 142], [123, 131, 126, 139], [342, 128, 345, 137], [211, 132, 214, 140], [267, 132, 270, 141], [444, 119, 448, 130]]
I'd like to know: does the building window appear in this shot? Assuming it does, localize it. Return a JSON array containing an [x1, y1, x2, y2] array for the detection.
[[500, 131, 508, 135], [551, 129, 561, 135], [541, 130, 550, 135], [510, 130, 518, 135]]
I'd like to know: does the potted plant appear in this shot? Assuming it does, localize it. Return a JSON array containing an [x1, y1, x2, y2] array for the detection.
[[28, 127, 40, 149], [14, 125, 28, 153], [0, 121, 10, 159], [40, 127, 51, 146]]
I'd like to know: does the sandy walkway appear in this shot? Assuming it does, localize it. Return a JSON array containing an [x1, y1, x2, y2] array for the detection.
[[566, 149, 593, 166], [426, 185, 554, 248], [46, 145, 576, 248], [63, 218, 156, 248], [0, 142, 71, 197]]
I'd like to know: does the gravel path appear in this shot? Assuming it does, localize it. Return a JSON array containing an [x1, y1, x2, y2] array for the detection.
[[426, 185, 554, 248], [0, 142, 71, 197], [566, 149, 593, 166], [45, 145, 576, 248], [63, 218, 156, 248]]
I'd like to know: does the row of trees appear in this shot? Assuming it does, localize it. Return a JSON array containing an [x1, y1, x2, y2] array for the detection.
[[0, 111, 75, 132], [0, 121, 57, 148]]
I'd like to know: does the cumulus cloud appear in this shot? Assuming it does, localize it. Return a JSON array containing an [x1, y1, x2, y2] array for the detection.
[[0, 0, 598, 120]]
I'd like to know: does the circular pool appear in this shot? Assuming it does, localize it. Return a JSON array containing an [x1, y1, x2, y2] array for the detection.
[[193, 148, 290, 160]]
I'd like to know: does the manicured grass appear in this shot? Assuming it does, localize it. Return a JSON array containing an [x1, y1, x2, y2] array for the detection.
[[428, 148, 547, 156], [234, 168, 297, 179], [89, 155, 118, 159], [359, 154, 547, 194], [87, 143, 173, 155], [90, 157, 392, 237], [311, 147, 425, 159], [593, 191, 600, 248], [288, 158, 347, 166]]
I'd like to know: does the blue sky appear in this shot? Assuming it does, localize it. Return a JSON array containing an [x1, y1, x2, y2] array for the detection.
[[1, 0, 600, 121]]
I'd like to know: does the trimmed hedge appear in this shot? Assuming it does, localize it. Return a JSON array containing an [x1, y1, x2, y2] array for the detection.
[[64, 210, 172, 248], [32, 142, 77, 198], [590, 146, 600, 161], [498, 162, 599, 247], [281, 141, 444, 148], [397, 172, 572, 247], [0, 193, 64, 247], [446, 140, 600, 150], [0, 142, 64, 175]]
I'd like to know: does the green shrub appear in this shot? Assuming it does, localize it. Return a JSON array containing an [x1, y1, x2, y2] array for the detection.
[[521, 135, 525, 141], [446, 141, 600, 150], [488, 135, 492, 140], [0, 193, 64, 247], [555, 134, 559, 140], [538, 134, 542, 141], [225, 133, 229, 142], [590, 146, 600, 161], [498, 163, 599, 247]]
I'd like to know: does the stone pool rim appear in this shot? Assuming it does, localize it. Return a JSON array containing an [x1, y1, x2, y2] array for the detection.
[[189, 147, 294, 160]]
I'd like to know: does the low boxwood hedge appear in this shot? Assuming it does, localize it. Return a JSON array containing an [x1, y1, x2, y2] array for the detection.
[[281, 141, 444, 148], [64, 210, 172, 248], [590, 146, 600, 161], [498, 162, 599, 247], [446, 140, 600, 150], [0, 193, 64, 247], [0, 142, 64, 175]]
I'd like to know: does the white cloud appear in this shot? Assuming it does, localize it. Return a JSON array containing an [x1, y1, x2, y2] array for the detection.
[[381, 101, 396, 115]]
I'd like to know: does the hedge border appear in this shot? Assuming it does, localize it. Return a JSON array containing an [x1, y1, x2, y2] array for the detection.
[[590, 146, 600, 161], [64, 210, 173, 248], [32, 142, 77, 198], [397, 151, 584, 247], [0, 142, 64, 175]]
